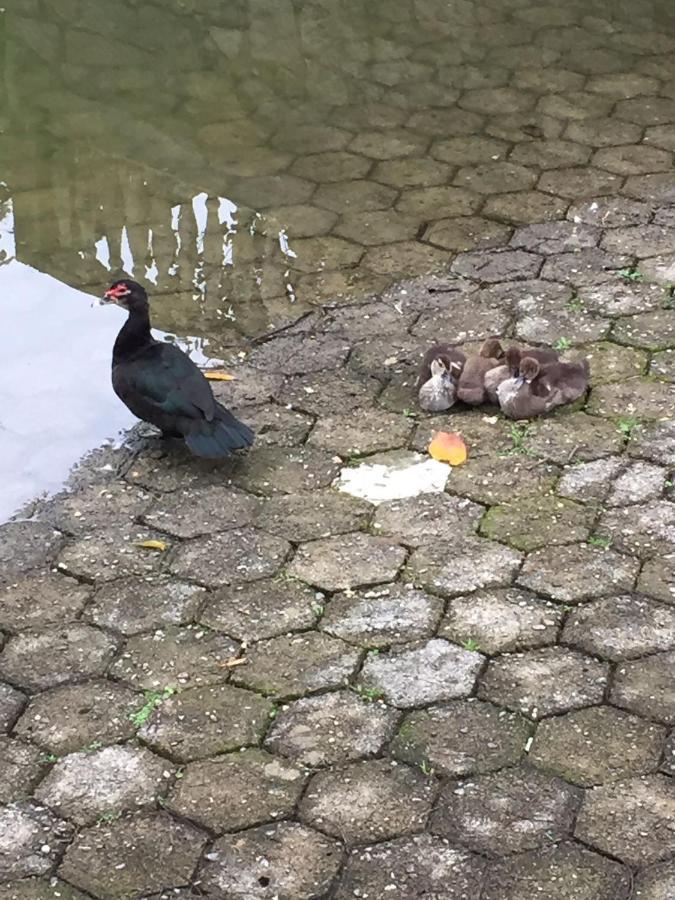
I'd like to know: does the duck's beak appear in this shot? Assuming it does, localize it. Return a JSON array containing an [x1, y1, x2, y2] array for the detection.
[[514, 375, 525, 387]]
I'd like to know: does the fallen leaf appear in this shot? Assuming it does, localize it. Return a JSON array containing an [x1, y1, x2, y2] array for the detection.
[[428, 432, 468, 466], [203, 371, 236, 381], [136, 539, 168, 551], [218, 657, 248, 669]]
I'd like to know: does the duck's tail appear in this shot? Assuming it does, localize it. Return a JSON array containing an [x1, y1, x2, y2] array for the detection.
[[185, 403, 254, 458]]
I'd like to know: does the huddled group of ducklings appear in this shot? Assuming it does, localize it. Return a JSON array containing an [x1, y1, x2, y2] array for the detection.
[[416, 339, 589, 419]]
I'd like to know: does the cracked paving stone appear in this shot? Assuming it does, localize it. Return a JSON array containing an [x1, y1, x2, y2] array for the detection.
[[34, 745, 171, 826], [406, 536, 522, 597], [518, 544, 638, 603], [598, 501, 675, 557], [288, 533, 406, 592], [451, 248, 542, 283], [629, 419, 675, 466], [423, 215, 511, 252], [612, 309, 675, 351], [140, 486, 260, 538], [38, 483, 151, 536], [0, 625, 117, 693], [86, 577, 206, 636], [166, 748, 306, 833], [539, 248, 631, 285], [307, 409, 413, 457], [603, 225, 675, 259], [138, 683, 273, 762], [321, 583, 443, 648], [0, 522, 65, 581], [611, 652, 675, 725], [0, 738, 43, 804], [608, 460, 667, 506], [580, 281, 665, 317], [109, 626, 238, 691], [168, 527, 290, 589], [264, 689, 398, 767], [563, 595, 675, 660], [478, 647, 608, 719], [357, 638, 483, 708], [525, 413, 625, 464], [633, 859, 675, 900], [567, 196, 652, 228], [200, 579, 319, 642], [0, 880, 90, 900], [588, 379, 675, 420], [510, 221, 600, 255], [446, 456, 559, 506], [0, 576, 91, 633], [431, 766, 582, 856], [575, 774, 675, 866], [516, 307, 610, 345], [440, 588, 562, 654], [651, 349, 675, 382], [581, 341, 648, 385], [275, 371, 380, 418], [372, 493, 483, 546], [199, 821, 342, 899], [58, 811, 207, 900], [623, 172, 675, 204], [247, 332, 350, 376], [0, 802, 72, 881], [481, 841, 630, 900], [231, 446, 342, 496], [556, 457, 625, 503], [531, 706, 666, 787], [638, 556, 675, 606], [334, 833, 485, 900], [255, 490, 372, 542], [480, 495, 593, 552], [14, 680, 139, 754], [0, 683, 26, 732], [412, 298, 510, 343], [55, 525, 167, 582], [299, 758, 435, 845], [391, 700, 530, 777], [230, 632, 361, 700]]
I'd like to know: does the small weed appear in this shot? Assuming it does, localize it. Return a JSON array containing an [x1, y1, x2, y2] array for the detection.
[[567, 297, 583, 312], [617, 266, 644, 282], [82, 740, 103, 753], [130, 687, 176, 729], [40, 753, 59, 764], [663, 285, 675, 309], [367, 648, 380, 656], [462, 638, 481, 652], [96, 810, 120, 825], [617, 416, 639, 438], [665, 480, 673, 488], [174, 767, 185, 780], [504, 422, 533, 456], [587, 535, 612, 550], [420, 760, 435, 777], [353, 684, 384, 702], [553, 336, 571, 351], [402, 408, 418, 419], [311, 602, 325, 617]]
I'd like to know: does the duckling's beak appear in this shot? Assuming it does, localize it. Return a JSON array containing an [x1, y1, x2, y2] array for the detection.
[[514, 375, 525, 387]]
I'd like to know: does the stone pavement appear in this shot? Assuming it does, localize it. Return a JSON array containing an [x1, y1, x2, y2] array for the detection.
[[1, 219, 674, 898]]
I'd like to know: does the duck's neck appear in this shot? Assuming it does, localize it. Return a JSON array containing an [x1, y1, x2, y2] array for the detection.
[[112, 304, 153, 363]]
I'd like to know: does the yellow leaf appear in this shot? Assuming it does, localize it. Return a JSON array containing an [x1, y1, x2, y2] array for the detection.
[[218, 657, 248, 668], [203, 371, 236, 381], [136, 539, 168, 551], [428, 432, 468, 466]]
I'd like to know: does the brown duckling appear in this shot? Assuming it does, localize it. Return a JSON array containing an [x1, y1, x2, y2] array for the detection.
[[484, 345, 559, 404], [416, 343, 465, 390], [418, 357, 458, 411], [457, 338, 504, 405], [497, 355, 589, 419]]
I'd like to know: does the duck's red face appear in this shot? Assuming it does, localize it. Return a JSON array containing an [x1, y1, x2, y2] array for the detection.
[[102, 282, 132, 307]]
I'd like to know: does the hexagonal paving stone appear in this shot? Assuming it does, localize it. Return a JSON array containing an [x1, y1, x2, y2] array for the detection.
[[594, 145, 674, 176], [406, 536, 522, 597], [575, 774, 675, 866], [34, 745, 171, 826], [510, 221, 600, 254], [396, 184, 479, 218], [288, 533, 406, 592], [86, 576, 206, 635], [373, 156, 451, 188], [537, 91, 614, 120], [55, 525, 166, 582], [247, 332, 351, 376], [307, 409, 413, 457], [265, 203, 337, 238], [13, 680, 139, 754], [255, 490, 372, 543], [518, 544, 638, 603], [334, 833, 485, 900], [39, 483, 151, 536], [372, 493, 482, 546], [59, 811, 207, 899], [446, 456, 559, 506], [391, 700, 530, 777], [525, 413, 624, 464], [412, 298, 510, 343], [608, 460, 667, 506], [290, 151, 371, 183], [566, 115, 643, 146], [651, 348, 675, 381], [612, 309, 675, 351], [431, 766, 582, 855], [264, 690, 398, 767], [313, 179, 396, 214], [166, 748, 306, 833], [0, 625, 117, 693], [321, 583, 443, 648], [0, 684, 21, 732], [539, 248, 632, 286], [431, 135, 507, 166], [567, 196, 652, 228], [199, 821, 342, 899], [581, 341, 648, 384], [423, 215, 511, 252], [0, 522, 65, 581], [633, 859, 675, 900], [598, 502, 675, 557], [451, 248, 542, 283], [478, 647, 608, 719], [455, 162, 537, 195], [510, 139, 591, 169], [481, 842, 630, 900], [440, 588, 562, 654], [563, 595, 675, 659], [0, 878, 90, 900], [0, 738, 43, 804], [334, 209, 419, 245], [231, 447, 342, 496], [0, 802, 72, 881], [168, 528, 290, 589], [358, 639, 483, 708], [109, 626, 238, 691], [361, 240, 449, 277], [0, 576, 91, 633], [629, 419, 675, 466], [137, 683, 273, 762], [615, 96, 675, 126], [539, 166, 623, 199], [349, 128, 428, 160], [638, 557, 675, 606], [556, 457, 625, 502], [483, 191, 569, 224], [200, 578, 319, 642], [611, 652, 675, 725], [140, 486, 260, 538], [407, 108, 483, 138], [531, 706, 665, 786], [299, 758, 435, 845], [480, 495, 593, 552]]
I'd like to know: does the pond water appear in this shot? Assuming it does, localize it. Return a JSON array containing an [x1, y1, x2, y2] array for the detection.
[[2, 0, 675, 518]]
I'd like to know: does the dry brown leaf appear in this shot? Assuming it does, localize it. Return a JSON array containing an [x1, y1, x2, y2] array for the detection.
[[136, 539, 168, 551], [218, 657, 248, 669], [428, 431, 468, 466]]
